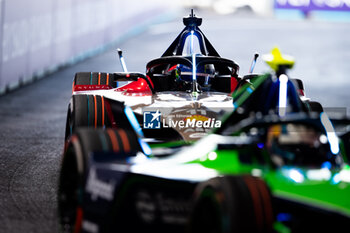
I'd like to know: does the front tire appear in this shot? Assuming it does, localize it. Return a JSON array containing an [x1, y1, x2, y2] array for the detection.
[[58, 128, 141, 233]]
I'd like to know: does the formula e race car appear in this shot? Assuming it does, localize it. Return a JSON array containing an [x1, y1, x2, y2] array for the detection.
[[58, 23, 348, 232], [59, 113, 350, 233], [64, 11, 320, 146], [65, 11, 242, 145]]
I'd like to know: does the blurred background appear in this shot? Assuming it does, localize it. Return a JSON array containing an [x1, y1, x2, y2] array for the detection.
[[0, 0, 349, 110], [0, 1, 350, 232], [0, 0, 176, 92]]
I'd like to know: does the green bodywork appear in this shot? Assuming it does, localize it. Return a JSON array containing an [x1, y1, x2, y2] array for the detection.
[[139, 72, 350, 231], [145, 132, 350, 218], [191, 149, 350, 217]]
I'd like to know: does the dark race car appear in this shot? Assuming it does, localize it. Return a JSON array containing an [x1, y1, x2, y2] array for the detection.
[[58, 113, 350, 233]]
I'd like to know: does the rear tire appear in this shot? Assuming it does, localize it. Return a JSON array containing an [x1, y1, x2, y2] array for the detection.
[[58, 128, 141, 233], [188, 176, 274, 233], [73, 72, 116, 88], [65, 94, 136, 142], [65, 95, 108, 141]]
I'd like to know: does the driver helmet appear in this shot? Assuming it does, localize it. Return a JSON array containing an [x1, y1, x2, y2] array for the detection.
[[169, 62, 215, 86]]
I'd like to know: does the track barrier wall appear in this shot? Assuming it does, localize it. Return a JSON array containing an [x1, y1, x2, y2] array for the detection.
[[0, 0, 172, 94]]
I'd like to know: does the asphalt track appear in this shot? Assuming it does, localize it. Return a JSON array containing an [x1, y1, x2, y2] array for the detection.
[[0, 9, 349, 233]]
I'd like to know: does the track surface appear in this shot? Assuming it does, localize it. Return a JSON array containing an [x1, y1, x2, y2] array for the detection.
[[0, 9, 349, 233]]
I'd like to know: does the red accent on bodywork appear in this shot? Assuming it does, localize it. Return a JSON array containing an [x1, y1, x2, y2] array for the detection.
[[230, 77, 238, 94], [104, 99, 117, 128], [74, 207, 83, 233], [167, 65, 178, 72], [73, 85, 112, 92], [298, 89, 305, 96], [146, 75, 154, 89], [115, 78, 152, 95]]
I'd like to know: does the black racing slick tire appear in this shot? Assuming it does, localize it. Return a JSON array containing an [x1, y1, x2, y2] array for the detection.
[[64, 94, 133, 142], [58, 128, 141, 233], [73, 72, 116, 89], [65, 95, 108, 141], [188, 176, 274, 233]]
